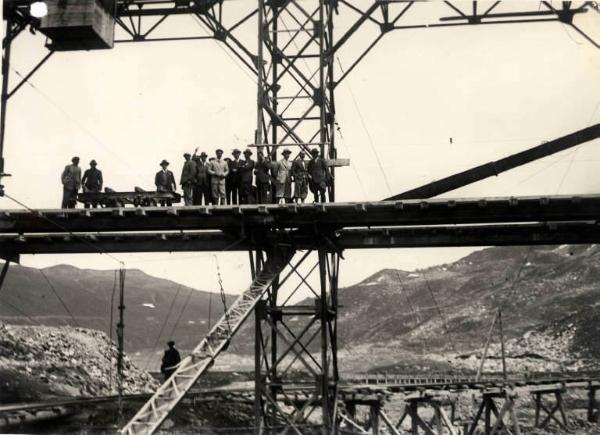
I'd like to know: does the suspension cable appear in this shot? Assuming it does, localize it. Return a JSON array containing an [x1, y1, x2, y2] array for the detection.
[[167, 288, 193, 341], [39, 269, 80, 328], [214, 255, 231, 332], [143, 284, 182, 371]]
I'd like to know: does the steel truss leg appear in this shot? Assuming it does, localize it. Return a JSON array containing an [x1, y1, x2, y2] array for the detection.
[[1, 15, 15, 176], [256, 0, 337, 201], [255, 250, 339, 434]]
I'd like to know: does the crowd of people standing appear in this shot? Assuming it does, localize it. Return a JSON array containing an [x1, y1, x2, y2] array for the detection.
[[156, 147, 331, 206], [59, 147, 331, 209]]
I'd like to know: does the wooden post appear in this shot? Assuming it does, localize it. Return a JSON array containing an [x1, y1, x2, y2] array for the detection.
[[116, 267, 126, 422], [370, 403, 380, 435], [499, 309, 507, 382], [588, 386, 597, 422]]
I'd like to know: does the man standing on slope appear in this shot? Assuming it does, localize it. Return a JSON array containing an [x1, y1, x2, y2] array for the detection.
[[161, 340, 181, 381]]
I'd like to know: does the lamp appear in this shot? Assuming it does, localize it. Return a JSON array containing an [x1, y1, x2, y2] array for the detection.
[[30, 1, 48, 19]]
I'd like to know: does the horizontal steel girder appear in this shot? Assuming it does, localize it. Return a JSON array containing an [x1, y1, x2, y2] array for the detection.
[[0, 221, 599, 255], [0, 195, 599, 235]]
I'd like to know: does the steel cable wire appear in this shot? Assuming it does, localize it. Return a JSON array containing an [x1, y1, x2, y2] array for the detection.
[[143, 283, 183, 371], [39, 268, 80, 328]]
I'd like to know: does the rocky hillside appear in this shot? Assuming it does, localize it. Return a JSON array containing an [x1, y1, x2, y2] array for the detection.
[[0, 264, 236, 355], [334, 244, 600, 371], [0, 322, 157, 403]]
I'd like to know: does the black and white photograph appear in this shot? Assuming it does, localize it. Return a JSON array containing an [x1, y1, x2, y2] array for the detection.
[[0, 1, 599, 433]]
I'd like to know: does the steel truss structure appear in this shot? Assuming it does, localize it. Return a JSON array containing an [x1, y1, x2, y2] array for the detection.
[[1, 1, 599, 434]]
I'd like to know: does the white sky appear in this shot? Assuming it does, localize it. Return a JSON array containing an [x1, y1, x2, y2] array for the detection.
[[1, 1, 599, 297]]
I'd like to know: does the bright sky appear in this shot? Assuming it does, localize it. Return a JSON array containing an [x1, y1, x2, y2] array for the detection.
[[1, 1, 599, 297]]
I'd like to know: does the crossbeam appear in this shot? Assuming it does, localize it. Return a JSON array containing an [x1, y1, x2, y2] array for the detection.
[[1, 195, 599, 235]]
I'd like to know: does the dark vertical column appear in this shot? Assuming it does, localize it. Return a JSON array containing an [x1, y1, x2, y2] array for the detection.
[[0, 16, 14, 176], [484, 397, 491, 435], [499, 310, 507, 381], [325, 1, 336, 202], [271, 3, 279, 149], [116, 267, 126, 421], [254, 300, 265, 435], [588, 387, 597, 423], [318, 249, 330, 433], [0, 260, 10, 292]]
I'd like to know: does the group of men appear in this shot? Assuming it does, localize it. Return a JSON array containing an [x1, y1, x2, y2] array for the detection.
[[155, 147, 331, 206], [60, 156, 103, 208], [60, 147, 331, 209]]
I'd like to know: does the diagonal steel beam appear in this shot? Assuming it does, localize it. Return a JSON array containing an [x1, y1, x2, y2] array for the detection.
[[386, 123, 600, 200]]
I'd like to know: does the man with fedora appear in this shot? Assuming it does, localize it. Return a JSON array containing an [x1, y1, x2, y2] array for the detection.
[[155, 159, 176, 206], [307, 148, 329, 203], [254, 151, 273, 204], [239, 149, 255, 204], [275, 149, 293, 204], [207, 149, 229, 205], [180, 152, 197, 206], [192, 148, 211, 205], [160, 340, 181, 381], [227, 149, 242, 205], [291, 150, 309, 203], [82, 159, 103, 208], [61, 156, 82, 209]]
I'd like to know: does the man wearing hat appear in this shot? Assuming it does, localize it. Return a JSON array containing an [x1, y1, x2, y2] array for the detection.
[[180, 152, 197, 206], [207, 149, 229, 205], [226, 149, 242, 205], [254, 151, 273, 204], [307, 148, 329, 203], [192, 148, 211, 205], [82, 159, 103, 208], [274, 149, 293, 204], [155, 159, 176, 206], [160, 340, 181, 381], [291, 150, 309, 203], [239, 149, 256, 204], [61, 156, 82, 209]]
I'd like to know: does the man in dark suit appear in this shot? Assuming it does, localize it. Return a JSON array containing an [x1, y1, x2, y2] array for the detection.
[[180, 153, 197, 206], [307, 148, 329, 203], [82, 159, 103, 208], [61, 156, 82, 209], [291, 151, 308, 203], [155, 159, 176, 206], [239, 149, 255, 204], [193, 150, 211, 205], [227, 149, 242, 204], [160, 340, 181, 381], [254, 151, 272, 204]]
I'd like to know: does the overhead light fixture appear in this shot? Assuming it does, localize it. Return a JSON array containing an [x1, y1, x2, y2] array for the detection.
[[30, 1, 48, 19]]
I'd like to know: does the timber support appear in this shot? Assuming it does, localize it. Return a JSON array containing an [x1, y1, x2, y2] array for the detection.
[[588, 382, 600, 423], [532, 385, 569, 430], [467, 389, 520, 435]]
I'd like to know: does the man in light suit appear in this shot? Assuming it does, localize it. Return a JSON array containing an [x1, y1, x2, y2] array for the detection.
[[274, 149, 293, 204], [207, 149, 229, 205], [61, 156, 82, 209]]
